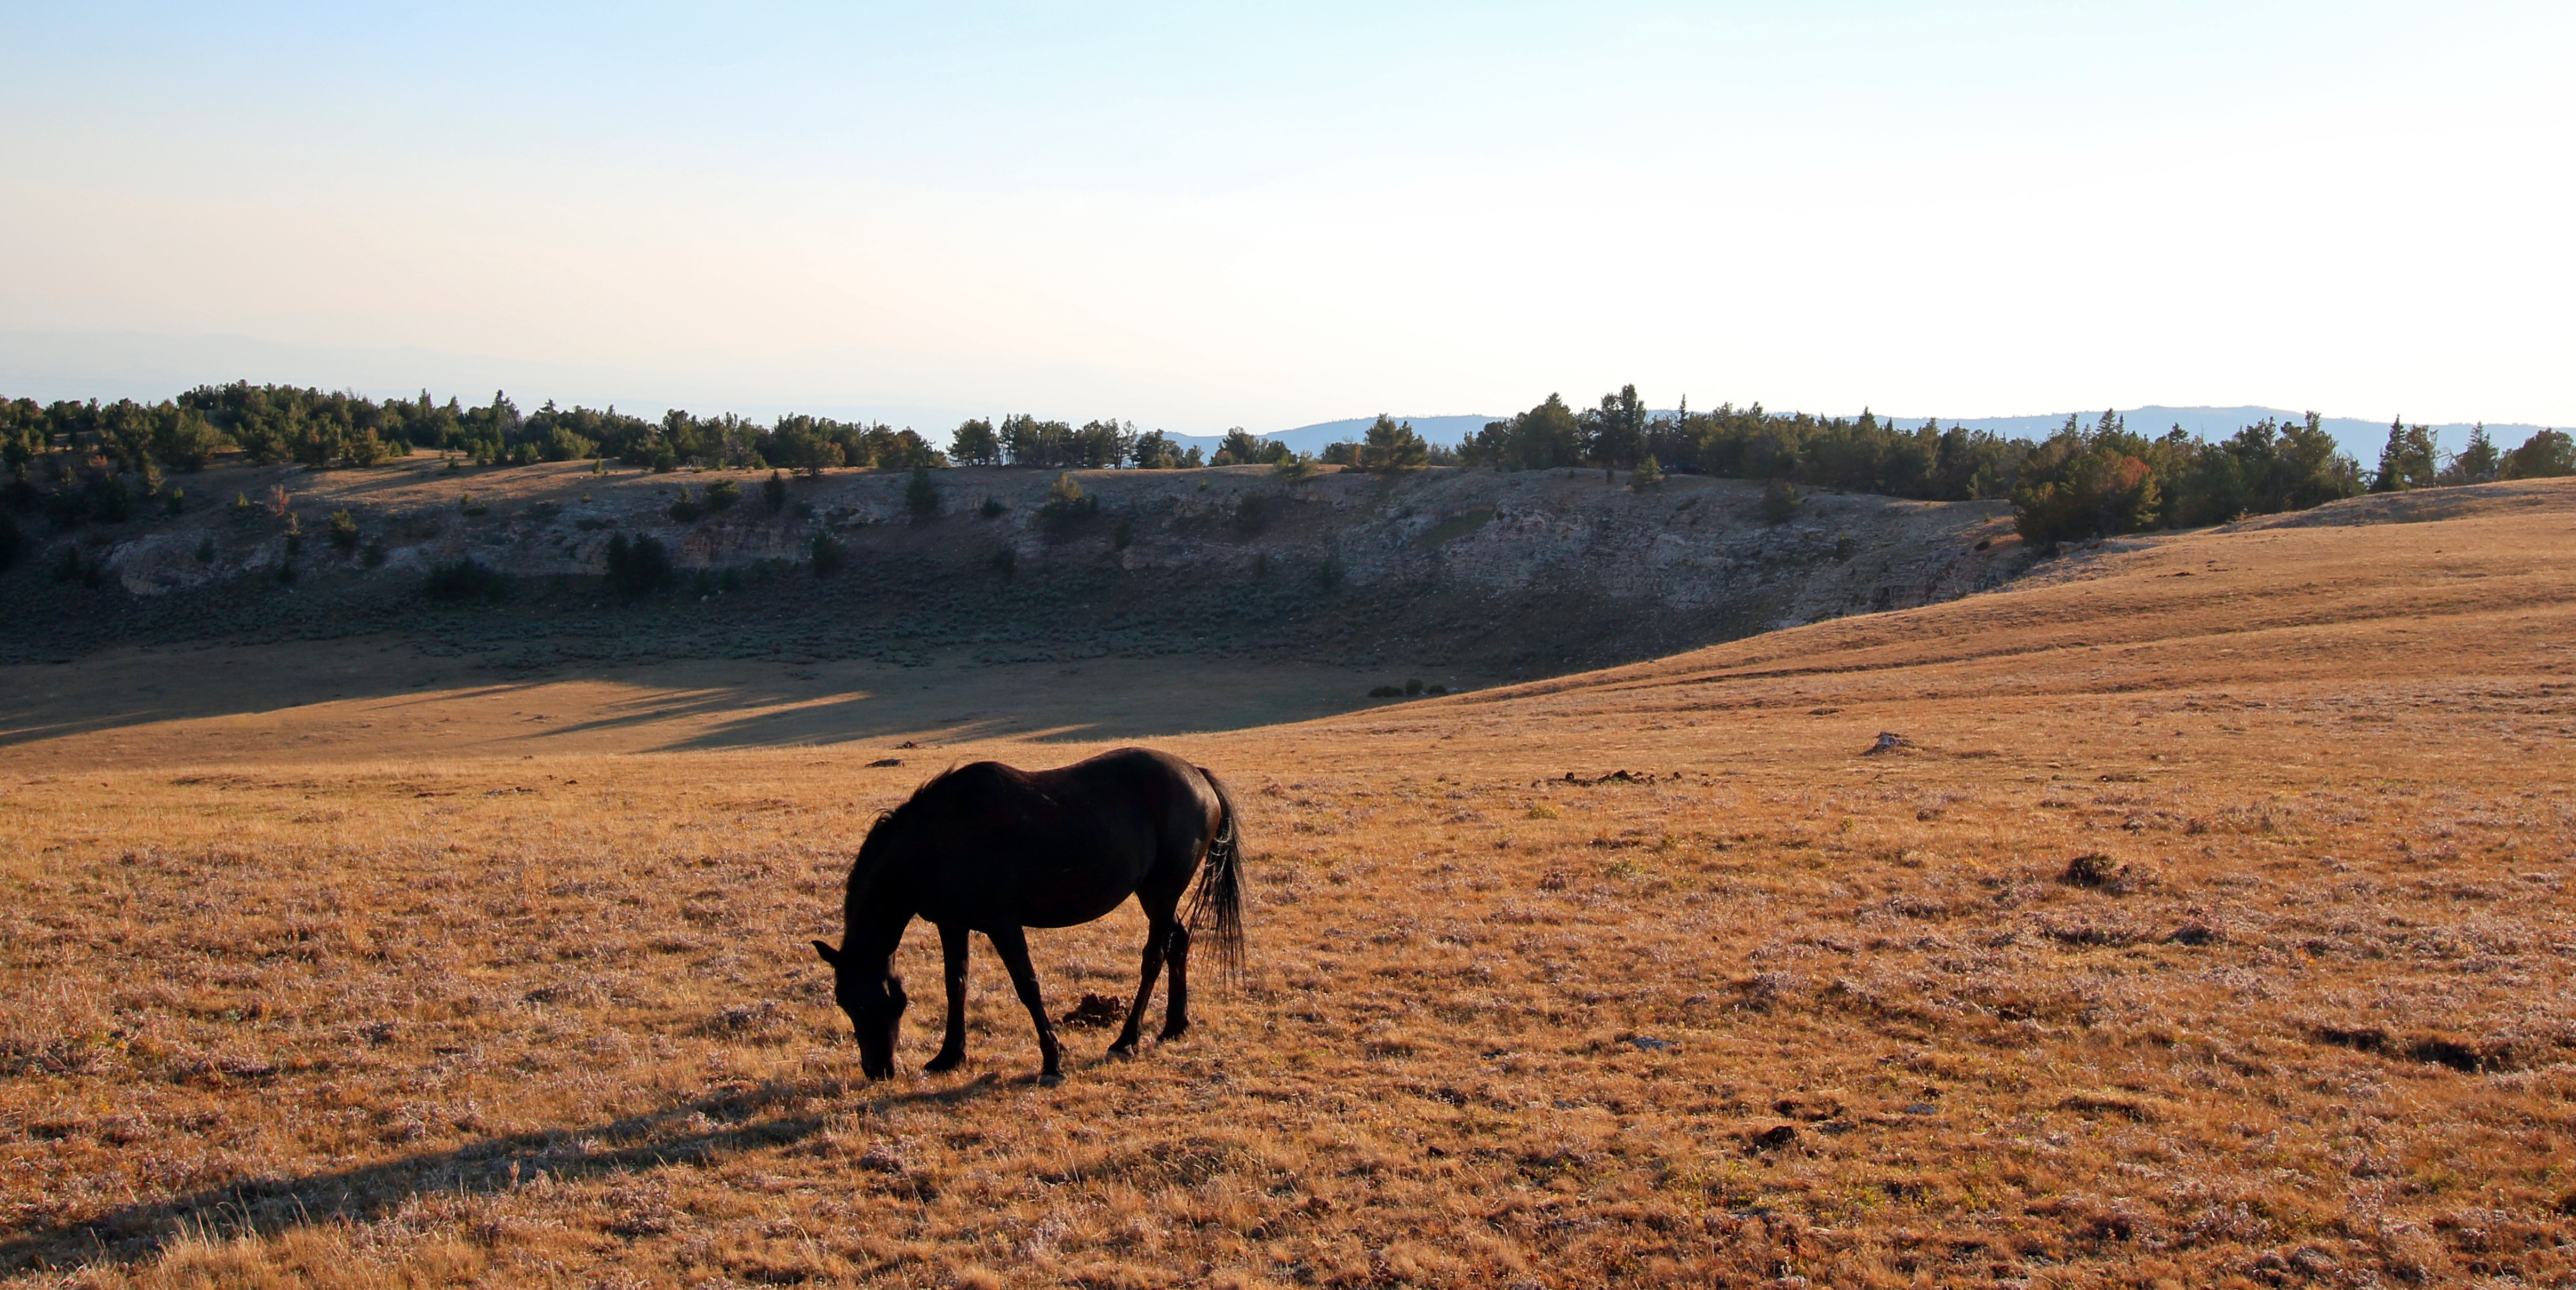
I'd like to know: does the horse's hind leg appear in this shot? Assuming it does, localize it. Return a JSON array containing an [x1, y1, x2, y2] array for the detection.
[[925, 922, 969, 1073], [1159, 922, 1191, 1042], [1109, 911, 1175, 1057], [987, 925, 1063, 1085]]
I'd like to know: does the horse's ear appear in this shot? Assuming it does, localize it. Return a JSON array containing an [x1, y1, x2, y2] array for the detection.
[[811, 939, 842, 967]]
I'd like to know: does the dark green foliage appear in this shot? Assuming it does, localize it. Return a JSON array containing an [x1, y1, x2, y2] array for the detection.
[[980, 496, 1005, 519], [703, 477, 742, 512], [603, 532, 674, 595], [1234, 492, 1268, 535], [274, 559, 298, 585], [2502, 429, 2575, 480], [1113, 514, 1135, 549], [541, 426, 597, 462], [1759, 479, 1802, 523], [1404, 678, 1424, 696], [1215, 429, 1290, 467], [763, 469, 788, 512], [810, 532, 846, 577], [2374, 419, 2441, 492], [1318, 441, 1361, 466], [2012, 413, 2158, 548], [282, 513, 304, 560], [668, 488, 705, 523], [950, 418, 1001, 466], [165, 488, 185, 516], [999, 415, 1130, 469], [424, 557, 509, 602], [907, 466, 940, 520], [2441, 424, 2502, 486], [327, 509, 360, 551], [195, 534, 215, 564], [1630, 455, 1663, 487], [1129, 429, 1182, 469], [1367, 684, 1403, 698], [1361, 417, 1428, 471]]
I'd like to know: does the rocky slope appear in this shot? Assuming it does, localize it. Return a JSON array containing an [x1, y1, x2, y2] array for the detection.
[[2, 456, 2031, 678]]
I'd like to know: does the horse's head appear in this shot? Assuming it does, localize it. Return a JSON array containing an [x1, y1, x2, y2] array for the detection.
[[811, 939, 907, 1079]]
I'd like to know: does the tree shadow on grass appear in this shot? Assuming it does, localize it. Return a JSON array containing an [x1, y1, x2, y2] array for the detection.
[[0, 1072, 1010, 1274]]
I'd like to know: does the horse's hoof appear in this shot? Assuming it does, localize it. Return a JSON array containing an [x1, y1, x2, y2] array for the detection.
[[1038, 1070, 1065, 1087], [924, 1052, 964, 1073], [1157, 1026, 1189, 1042], [1106, 1044, 1137, 1061]]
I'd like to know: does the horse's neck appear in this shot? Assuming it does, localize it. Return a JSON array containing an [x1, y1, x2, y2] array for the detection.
[[845, 866, 913, 965]]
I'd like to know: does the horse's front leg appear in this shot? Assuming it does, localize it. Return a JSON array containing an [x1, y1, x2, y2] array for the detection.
[[924, 922, 970, 1073], [986, 925, 1063, 1085]]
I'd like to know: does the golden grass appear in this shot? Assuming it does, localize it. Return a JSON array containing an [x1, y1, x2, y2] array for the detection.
[[4, 481, 2574, 1287]]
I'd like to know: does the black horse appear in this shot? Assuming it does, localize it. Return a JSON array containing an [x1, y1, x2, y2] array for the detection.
[[810, 747, 1242, 1085]]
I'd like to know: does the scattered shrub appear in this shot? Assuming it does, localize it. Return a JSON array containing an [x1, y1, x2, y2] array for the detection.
[[327, 509, 360, 551], [194, 534, 214, 564], [1404, 678, 1424, 696], [703, 477, 742, 512], [233, 491, 251, 515], [425, 557, 509, 602], [164, 488, 185, 516], [1759, 478, 1802, 523], [1040, 472, 1096, 531], [282, 513, 303, 560], [1112, 514, 1135, 549], [361, 539, 386, 568], [991, 546, 1017, 579], [762, 469, 788, 511], [1367, 685, 1403, 698], [811, 532, 845, 577], [668, 488, 705, 523], [907, 466, 940, 520], [980, 496, 1005, 519], [1235, 492, 1268, 536], [1630, 455, 1663, 487], [603, 531, 674, 595]]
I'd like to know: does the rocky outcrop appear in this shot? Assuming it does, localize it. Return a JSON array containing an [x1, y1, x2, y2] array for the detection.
[[5, 457, 2033, 674]]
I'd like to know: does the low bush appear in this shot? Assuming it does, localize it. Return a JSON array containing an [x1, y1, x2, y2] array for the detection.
[[668, 489, 705, 523], [811, 532, 846, 577], [907, 466, 940, 520], [703, 477, 743, 512], [604, 532, 674, 595], [327, 509, 360, 551], [425, 557, 509, 602], [1760, 479, 1802, 523], [980, 496, 1005, 519]]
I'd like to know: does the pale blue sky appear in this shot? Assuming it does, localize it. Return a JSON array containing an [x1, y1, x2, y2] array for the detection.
[[3, 2, 2569, 432]]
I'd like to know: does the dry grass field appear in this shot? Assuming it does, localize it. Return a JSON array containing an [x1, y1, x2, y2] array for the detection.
[[4, 480, 2574, 1288]]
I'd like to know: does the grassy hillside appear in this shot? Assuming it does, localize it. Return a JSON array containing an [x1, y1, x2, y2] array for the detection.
[[0, 478, 2570, 1286]]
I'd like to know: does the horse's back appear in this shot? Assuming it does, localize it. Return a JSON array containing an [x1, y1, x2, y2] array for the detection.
[[894, 748, 1214, 929]]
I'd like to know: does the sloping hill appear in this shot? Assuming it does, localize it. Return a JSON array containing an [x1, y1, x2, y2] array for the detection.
[[2, 480, 2571, 1286]]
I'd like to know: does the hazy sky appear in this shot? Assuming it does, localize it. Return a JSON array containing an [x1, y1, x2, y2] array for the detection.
[[3, 1, 2569, 433]]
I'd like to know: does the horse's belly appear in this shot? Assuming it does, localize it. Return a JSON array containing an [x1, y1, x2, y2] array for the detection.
[[915, 862, 1140, 930]]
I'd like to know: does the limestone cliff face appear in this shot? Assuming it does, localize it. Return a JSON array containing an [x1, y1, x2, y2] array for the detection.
[[19, 457, 2031, 671]]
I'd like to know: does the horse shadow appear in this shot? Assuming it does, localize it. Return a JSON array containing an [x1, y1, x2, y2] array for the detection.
[[0, 1072, 1010, 1273]]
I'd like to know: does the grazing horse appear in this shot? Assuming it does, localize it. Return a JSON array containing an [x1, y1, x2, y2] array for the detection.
[[810, 747, 1243, 1085]]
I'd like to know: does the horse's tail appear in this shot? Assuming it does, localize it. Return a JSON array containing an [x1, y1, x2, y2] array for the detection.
[[1185, 765, 1245, 981]]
